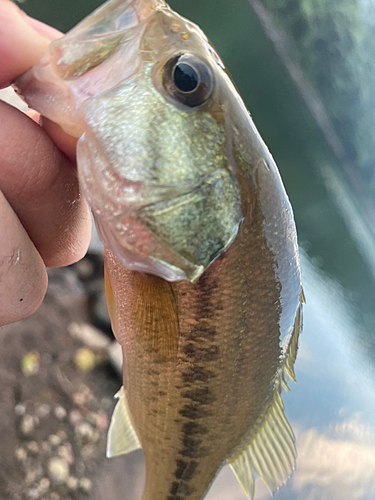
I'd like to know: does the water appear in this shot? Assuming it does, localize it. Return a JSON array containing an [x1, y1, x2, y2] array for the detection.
[[18, 0, 375, 498]]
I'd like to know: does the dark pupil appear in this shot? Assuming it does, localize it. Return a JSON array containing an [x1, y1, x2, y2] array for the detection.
[[173, 63, 199, 92]]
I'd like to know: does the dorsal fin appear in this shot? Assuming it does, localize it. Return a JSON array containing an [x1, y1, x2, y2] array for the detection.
[[228, 293, 304, 498], [107, 386, 142, 458]]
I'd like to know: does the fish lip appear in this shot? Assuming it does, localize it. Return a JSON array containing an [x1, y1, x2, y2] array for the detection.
[[13, 0, 169, 137]]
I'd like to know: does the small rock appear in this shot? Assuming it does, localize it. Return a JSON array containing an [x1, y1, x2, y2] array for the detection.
[[38, 477, 50, 494], [50, 493, 60, 500], [41, 442, 51, 454], [81, 443, 96, 460], [72, 392, 86, 406], [47, 457, 69, 484], [54, 406, 67, 420], [15, 447, 27, 462], [75, 422, 94, 442], [25, 465, 43, 485], [21, 351, 40, 376], [87, 412, 97, 426], [28, 477, 50, 500], [36, 404, 51, 419], [15, 404, 26, 416], [56, 430, 68, 442], [26, 487, 40, 499], [20, 414, 35, 436], [67, 476, 79, 490], [96, 410, 108, 430], [80, 384, 93, 398], [57, 443, 74, 465], [26, 441, 39, 455], [74, 348, 97, 373], [68, 322, 110, 349], [79, 477, 92, 492], [48, 434, 61, 447], [69, 409, 82, 424]]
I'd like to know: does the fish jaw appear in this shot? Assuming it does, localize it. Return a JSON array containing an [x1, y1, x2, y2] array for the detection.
[[14, 0, 166, 137]]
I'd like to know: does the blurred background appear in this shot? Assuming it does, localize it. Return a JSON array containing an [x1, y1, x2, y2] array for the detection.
[[1, 0, 375, 499]]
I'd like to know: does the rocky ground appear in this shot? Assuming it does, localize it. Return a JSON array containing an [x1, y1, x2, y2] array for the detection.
[[0, 254, 138, 500]]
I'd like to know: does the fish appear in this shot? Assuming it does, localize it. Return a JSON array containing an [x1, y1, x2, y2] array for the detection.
[[15, 0, 304, 499]]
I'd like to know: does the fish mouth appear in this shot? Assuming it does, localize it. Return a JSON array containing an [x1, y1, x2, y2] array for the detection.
[[14, 0, 169, 137]]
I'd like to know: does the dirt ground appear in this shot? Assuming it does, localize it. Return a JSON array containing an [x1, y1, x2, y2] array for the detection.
[[0, 254, 140, 500]]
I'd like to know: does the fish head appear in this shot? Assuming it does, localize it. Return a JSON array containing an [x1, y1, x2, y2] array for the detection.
[[16, 0, 246, 282]]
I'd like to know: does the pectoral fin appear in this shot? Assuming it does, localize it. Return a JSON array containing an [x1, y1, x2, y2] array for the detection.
[[228, 294, 304, 498], [106, 387, 142, 458]]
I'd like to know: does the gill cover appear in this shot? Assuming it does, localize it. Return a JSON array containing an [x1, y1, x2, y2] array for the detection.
[[16, 0, 243, 282]]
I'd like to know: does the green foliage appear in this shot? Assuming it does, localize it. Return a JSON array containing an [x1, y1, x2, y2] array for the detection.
[[260, 0, 375, 187]]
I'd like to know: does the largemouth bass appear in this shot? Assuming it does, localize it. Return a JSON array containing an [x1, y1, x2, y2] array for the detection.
[[16, 1, 303, 499]]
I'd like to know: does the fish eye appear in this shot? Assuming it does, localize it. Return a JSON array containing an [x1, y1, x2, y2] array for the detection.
[[162, 54, 213, 108]]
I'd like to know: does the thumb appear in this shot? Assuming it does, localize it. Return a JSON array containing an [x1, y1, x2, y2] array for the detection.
[[0, 0, 61, 88]]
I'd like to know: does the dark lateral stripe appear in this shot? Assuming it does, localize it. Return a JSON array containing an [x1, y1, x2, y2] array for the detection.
[[169, 481, 194, 496], [174, 459, 198, 481], [181, 365, 216, 384], [179, 403, 212, 420], [182, 343, 220, 361], [169, 267, 220, 498], [182, 387, 216, 405], [182, 421, 208, 435]]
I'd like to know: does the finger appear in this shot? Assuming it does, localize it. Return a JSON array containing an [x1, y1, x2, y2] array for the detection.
[[0, 2, 79, 162], [0, 100, 92, 268], [0, 0, 61, 88], [0, 190, 47, 327]]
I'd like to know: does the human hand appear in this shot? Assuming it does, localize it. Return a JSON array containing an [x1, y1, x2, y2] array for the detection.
[[0, 0, 92, 326]]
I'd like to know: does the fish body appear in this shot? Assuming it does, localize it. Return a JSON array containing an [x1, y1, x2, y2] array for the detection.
[[16, 1, 303, 499]]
